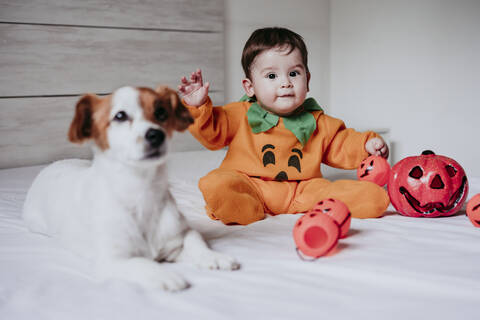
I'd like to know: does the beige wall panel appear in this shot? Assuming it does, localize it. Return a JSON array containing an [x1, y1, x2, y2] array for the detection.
[[0, 0, 223, 32], [0, 0, 224, 168], [0, 92, 223, 168], [0, 96, 90, 168], [0, 24, 224, 97]]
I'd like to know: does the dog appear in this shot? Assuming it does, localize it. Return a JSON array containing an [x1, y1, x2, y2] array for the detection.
[[22, 85, 239, 291]]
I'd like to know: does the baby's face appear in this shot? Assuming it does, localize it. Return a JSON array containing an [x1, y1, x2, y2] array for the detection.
[[242, 46, 309, 116]]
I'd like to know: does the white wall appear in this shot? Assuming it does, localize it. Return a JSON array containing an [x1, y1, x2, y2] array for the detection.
[[223, 0, 479, 176], [224, 0, 330, 110], [330, 0, 480, 176]]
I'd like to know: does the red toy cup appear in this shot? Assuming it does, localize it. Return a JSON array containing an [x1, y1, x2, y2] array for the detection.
[[466, 193, 480, 228], [293, 212, 340, 259], [357, 155, 391, 187], [310, 198, 351, 238]]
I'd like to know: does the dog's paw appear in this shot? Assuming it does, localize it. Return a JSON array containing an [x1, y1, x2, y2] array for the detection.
[[132, 268, 190, 291], [196, 250, 240, 271], [153, 271, 190, 291], [98, 260, 190, 291]]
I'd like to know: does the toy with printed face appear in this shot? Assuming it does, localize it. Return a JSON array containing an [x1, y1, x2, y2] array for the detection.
[[293, 213, 340, 259], [310, 199, 351, 238], [388, 150, 469, 217], [357, 155, 391, 187], [293, 198, 351, 259], [466, 194, 480, 227]]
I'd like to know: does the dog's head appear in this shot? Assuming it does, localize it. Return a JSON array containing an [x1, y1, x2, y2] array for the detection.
[[68, 86, 193, 165]]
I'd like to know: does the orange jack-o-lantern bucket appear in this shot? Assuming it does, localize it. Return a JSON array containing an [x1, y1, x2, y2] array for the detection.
[[466, 194, 480, 227], [310, 199, 351, 238], [357, 155, 391, 187], [293, 199, 351, 259]]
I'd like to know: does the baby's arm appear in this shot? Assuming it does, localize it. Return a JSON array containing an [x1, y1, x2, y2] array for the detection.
[[178, 69, 210, 107], [365, 137, 389, 159], [320, 115, 385, 169], [177, 69, 239, 150]]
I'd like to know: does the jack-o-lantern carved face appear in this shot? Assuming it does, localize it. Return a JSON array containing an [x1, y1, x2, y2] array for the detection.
[[357, 155, 391, 187], [466, 194, 480, 227], [388, 150, 469, 217], [261, 144, 302, 181]]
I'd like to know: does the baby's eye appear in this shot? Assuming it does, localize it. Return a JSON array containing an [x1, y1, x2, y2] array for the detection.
[[267, 73, 276, 79], [289, 71, 300, 77]]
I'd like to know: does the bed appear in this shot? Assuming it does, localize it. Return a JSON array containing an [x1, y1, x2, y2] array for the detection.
[[1, 149, 479, 319]]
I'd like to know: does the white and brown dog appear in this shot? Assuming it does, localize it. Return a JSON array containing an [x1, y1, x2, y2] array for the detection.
[[23, 85, 239, 291]]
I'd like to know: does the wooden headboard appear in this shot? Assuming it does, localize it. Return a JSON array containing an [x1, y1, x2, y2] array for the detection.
[[0, 0, 224, 168]]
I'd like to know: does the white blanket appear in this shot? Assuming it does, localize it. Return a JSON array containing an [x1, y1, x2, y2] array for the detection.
[[1, 150, 479, 320]]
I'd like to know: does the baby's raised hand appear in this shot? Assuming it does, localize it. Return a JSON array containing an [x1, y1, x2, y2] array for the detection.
[[365, 137, 389, 159], [178, 69, 209, 107]]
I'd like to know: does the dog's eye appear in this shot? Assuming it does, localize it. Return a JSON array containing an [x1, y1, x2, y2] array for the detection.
[[114, 111, 129, 122], [154, 107, 168, 122]]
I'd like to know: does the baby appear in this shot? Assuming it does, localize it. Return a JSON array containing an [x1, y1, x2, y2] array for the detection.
[[179, 27, 390, 225]]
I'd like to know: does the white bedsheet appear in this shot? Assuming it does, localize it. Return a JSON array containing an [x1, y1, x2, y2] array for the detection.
[[1, 150, 479, 320]]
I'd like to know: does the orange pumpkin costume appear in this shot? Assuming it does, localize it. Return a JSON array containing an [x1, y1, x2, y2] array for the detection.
[[186, 97, 390, 225]]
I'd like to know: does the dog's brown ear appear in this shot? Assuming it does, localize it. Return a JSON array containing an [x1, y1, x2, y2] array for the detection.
[[155, 85, 170, 95], [68, 94, 99, 143], [171, 91, 194, 131], [156, 85, 194, 131]]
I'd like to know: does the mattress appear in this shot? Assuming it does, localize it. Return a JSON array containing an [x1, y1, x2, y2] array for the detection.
[[1, 149, 479, 320]]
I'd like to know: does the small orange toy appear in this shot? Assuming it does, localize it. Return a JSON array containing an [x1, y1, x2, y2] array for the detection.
[[466, 194, 480, 228], [293, 213, 340, 259], [357, 155, 391, 187], [311, 198, 351, 238]]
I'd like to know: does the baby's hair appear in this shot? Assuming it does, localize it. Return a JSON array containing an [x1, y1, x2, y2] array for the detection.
[[241, 27, 309, 79]]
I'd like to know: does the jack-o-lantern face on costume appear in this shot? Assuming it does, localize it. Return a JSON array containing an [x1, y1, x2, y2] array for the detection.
[[466, 194, 480, 227], [357, 155, 391, 187], [261, 144, 302, 181], [388, 150, 469, 217]]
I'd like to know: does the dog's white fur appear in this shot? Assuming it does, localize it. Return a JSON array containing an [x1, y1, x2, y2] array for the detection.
[[23, 86, 239, 291]]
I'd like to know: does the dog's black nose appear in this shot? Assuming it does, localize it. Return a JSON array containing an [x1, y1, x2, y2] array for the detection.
[[145, 128, 165, 148]]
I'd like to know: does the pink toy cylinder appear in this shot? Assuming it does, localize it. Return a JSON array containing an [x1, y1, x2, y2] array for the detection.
[[310, 198, 351, 238], [293, 213, 340, 259]]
